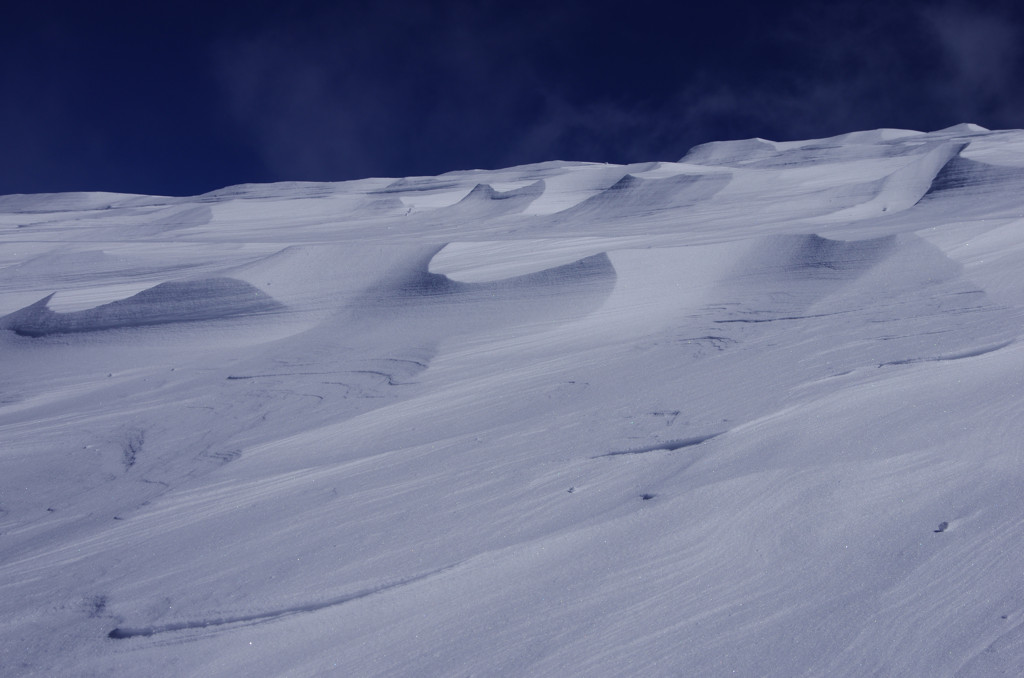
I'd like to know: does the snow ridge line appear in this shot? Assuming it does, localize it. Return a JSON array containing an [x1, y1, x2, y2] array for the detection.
[[107, 563, 459, 640]]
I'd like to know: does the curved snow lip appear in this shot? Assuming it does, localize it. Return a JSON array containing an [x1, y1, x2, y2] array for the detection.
[[878, 340, 1014, 367], [597, 433, 724, 457], [367, 247, 616, 308], [108, 564, 457, 640], [0, 278, 283, 337], [457, 180, 545, 203], [553, 171, 731, 220], [921, 153, 1024, 198], [430, 238, 617, 283], [819, 141, 966, 220], [436, 180, 546, 217]]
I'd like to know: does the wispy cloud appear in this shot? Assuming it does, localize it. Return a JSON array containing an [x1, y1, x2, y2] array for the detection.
[[213, 3, 558, 179], [4, 0, 1024, 194], [212, 0, 1024, 183], [920, 2, 1024, 124]]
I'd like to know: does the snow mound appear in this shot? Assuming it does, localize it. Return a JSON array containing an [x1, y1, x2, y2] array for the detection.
[[935, 122, 990, 134], [738, 232, 897, 279], [522, 164, 633, 215], [679, 137, 780, 165], [556, 171, 730, 220], [923, 153, 1024, 197], [445, 180, 546, 216], [823, 128, 924, 144], [823, 140, 965, 219], [718, 232, 1016, 366], [365, 247, 617, 332], [0, 277, 283, 336], [457, 181, 544, 203]]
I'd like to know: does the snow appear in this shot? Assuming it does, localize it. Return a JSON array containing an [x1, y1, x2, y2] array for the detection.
[[2, 124, 1024, 677]]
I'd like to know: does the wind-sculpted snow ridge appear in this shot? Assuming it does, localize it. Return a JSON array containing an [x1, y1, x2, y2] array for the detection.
[[456, 180, 546, 208], [4, 124, 1024, 678], [923, 153, 1024, 197], [0, 278, 283, 336], [553, 171, 731, 221], [680, 136, 783, 165], [384, 248, 615, 307]]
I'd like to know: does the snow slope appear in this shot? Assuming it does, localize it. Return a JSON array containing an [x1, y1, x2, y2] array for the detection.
[[2, 124, 1024, 677]]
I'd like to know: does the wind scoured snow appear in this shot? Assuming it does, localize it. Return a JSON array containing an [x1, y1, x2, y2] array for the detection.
[[2, 125, 1024, 677]]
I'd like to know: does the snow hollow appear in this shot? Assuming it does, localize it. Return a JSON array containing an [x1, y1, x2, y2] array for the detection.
[[2, 124, 1024, 677]]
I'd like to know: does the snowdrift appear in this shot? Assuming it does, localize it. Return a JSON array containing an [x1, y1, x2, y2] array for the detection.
[[3, 124, 1024, 678], [1, 278, 282, 337]]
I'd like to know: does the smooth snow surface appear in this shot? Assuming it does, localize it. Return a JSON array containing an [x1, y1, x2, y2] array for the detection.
[[2, 125, 1024, 677]]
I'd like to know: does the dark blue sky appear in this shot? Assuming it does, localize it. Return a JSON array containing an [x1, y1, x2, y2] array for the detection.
[[3, 0, 1023, 196]]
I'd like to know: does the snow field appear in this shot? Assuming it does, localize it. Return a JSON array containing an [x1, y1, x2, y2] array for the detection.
[[1, 124, 1024, 676]]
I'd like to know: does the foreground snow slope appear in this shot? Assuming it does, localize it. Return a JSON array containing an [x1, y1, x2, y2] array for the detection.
[[2, 124, 1024, 677]]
